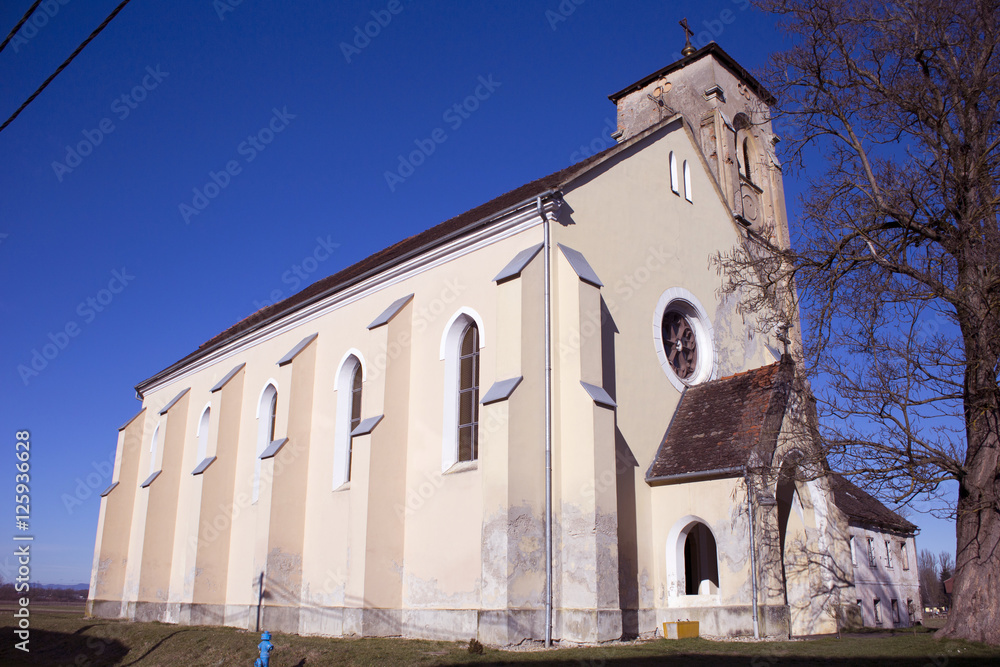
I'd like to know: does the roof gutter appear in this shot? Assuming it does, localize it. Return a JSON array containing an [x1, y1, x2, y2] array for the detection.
[[135, 189, 561, 398], [646, 465, 744, 487]]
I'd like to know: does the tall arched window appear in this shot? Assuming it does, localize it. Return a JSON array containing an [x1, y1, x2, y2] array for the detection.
[[669, 151, 679, 194], [254, 382, 278, 503], [334, 352, 366, 487], [458, 323, 480, 462], [196, 405, 211, 463], [683, 160, 692, 202], [349, 365, 362, 472], [440, 308, 486, 471], [149, 424, 161, 475]]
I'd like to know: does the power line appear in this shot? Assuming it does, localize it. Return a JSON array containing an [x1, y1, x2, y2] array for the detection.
[[0, 0, 135, 135], [0, 0, 43, 54]]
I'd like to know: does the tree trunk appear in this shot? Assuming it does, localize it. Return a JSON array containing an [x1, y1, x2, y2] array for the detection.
[[937, 313, 1000, 645]]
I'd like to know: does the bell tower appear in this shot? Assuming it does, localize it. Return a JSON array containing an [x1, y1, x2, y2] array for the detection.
[[608, 38, 789, 249]]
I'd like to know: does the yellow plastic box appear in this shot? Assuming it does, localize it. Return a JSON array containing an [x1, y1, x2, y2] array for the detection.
[[662, 620, 699, 639]]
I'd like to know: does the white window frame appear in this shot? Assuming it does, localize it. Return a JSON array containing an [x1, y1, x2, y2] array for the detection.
[[196, 402, 212, 463], [885, 539, 893, 568], [901, 541, 910, 570], [683, 159, 692, 202], [254, 381, 279, 503], [669, 151, 679, 194], [850, 535, 857, 565], [652, 287, 716, 392], [149, 423, 161, 475], [333, 351, 366, 488], [440, 307, 486, 472]]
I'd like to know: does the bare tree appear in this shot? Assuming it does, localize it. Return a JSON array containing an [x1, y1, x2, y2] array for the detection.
[[919, 549, 943, 608], [714, 0, 1000, 643]]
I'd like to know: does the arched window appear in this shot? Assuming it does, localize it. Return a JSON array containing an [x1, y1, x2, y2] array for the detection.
[[683, 160, 692, 202], [440, 308, 486, 471], [254, 382, 278, 503], [333, 352, 365, 487], [683, 522, 719, 595], [196, 405, 211, 463], [149, 424, 161, 475], [458, 323, 480, 462], [669, 151, 679, 194]]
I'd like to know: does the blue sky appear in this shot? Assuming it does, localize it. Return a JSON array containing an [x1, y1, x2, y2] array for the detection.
[[1, 0, 955, 584]]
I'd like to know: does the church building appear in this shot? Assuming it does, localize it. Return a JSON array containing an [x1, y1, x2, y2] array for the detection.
[[89, 41, 908, 643]]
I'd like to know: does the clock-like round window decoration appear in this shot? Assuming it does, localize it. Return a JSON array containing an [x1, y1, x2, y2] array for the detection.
[[662, 310, 698, 379], [653, 288, 715, 391]]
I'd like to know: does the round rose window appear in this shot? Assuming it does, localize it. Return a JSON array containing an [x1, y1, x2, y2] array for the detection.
[[662, 310, 698, 380]]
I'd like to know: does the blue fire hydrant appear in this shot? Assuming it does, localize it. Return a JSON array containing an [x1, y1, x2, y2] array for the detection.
[[255, 631, 273, 667]]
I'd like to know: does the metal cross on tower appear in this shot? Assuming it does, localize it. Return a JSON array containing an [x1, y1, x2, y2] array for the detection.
[[679, 18, 696, 56]]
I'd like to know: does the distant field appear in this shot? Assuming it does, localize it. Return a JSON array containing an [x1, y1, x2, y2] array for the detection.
[[2, 610, 998, 666]]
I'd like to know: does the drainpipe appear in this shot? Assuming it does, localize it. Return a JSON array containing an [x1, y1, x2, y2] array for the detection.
[[746, 470, 761, 639], [539, 195, 553, 648]]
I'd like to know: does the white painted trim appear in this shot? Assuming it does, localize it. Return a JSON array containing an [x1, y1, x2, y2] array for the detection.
[[255, 380, 279, 419], [196, 402, 212, 437], [439, 307, 486, 360], [664, 514, 721, 601], [138, 206, 548, 397], [683, 160, 692, 202], [333, 354, 363, 487], [440, 310, 484, 471], [669, 151, 679, 194], [652, 287, 716, 392], [196, 404, 211, 463], [149, 424, 161, 476], [253, 382, 279, 503], [333, 349, 367, 390]]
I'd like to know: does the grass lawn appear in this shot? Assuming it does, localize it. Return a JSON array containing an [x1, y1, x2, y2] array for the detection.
[[3, 608, 998, 666]]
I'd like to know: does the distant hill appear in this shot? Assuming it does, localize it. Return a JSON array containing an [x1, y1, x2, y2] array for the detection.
[[30, 583, 89, 591]]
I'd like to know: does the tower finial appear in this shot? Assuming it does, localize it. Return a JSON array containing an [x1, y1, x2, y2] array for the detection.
[[679, 18, 696, 56]]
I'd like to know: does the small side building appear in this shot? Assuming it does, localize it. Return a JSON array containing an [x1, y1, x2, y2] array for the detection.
[[830, 474, 922, 628]]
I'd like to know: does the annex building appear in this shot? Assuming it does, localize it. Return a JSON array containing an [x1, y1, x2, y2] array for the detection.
[[89, 42, 919, 643]]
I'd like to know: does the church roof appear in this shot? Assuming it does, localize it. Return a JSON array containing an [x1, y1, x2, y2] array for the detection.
[[646, 358, 794, 484], [138, 121, 660, 394], [608, 42, 776, 106], [829, 473, 918, 534]]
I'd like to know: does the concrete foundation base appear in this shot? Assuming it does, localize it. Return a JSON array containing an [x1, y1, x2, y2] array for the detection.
[[91, 599, 782, 644], [659, 604, 790, 638]]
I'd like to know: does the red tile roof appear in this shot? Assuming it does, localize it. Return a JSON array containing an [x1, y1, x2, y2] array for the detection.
[[829, 473, 917, 533], [646, 358, 795, 483]]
